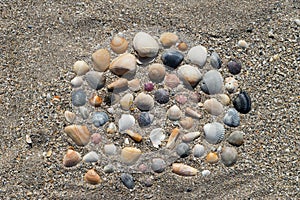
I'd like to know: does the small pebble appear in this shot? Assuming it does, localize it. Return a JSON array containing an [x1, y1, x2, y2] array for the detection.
[[92, 112, 109, 127], [221, 147, 238, 167], [165, 73, 180, 88], [161, 50, 184, 68], [201, 170, 211, 177], [176, 143, 190, 158], [227, 60, 242, 75], [85, 71, 106, 90], [187, 45, 207, 67], [193, 144, 205, 158], [227, 131, 244, 147], [151, 158, 167, 173], [104, 144, 117, 155], [103, 164, 114, 173], [73, 60, 90, 75], [71, 89, 86, 107], [237, 40, 249, 48]]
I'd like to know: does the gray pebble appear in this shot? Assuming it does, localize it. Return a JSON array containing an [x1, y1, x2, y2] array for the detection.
[[71, 89, 86, 106], [121, 173, 135, 189], [92, 112, 109, 127], [151, 158, 166, 173], [176, 143, 190, 158]]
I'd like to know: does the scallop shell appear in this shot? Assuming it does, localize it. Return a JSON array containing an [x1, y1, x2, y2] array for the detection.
[[223, 108, 240, 127], [221, 147, 238, 167], [166, 127, 180, 148], [64, 125, 91, 146], [203, 98, 224, 116], [63, 148, 81, 167], [172, 163, 198, 176], [134, 92, 154, 111], [225, 77, 238, 93], [120, 147, 142, 165], [167, 105, 182, 121], [125, 130, 143, 143], [233, 91, 251, 114], [92, 48, 110, 72], [110, 35, 128, 54], [206, 152, 219, 164], [200, 70, 224, 95], [148, 63, 166, 83], [203, 122, 225, 144], [64, 111, 76, 123], [84, 169, 101, 185]]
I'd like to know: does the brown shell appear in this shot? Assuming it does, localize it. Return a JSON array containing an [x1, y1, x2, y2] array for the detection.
[[92, 48, 110, 72], [120, 147, 142, 165], [84, 169, 101, 185], [63, 148, 81, 167], [110, 35, 129, 54], [206, 152, 219, 164], [89, 94, 102, 107]]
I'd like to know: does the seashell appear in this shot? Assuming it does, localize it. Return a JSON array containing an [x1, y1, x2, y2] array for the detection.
[[227, 60, 242, 75], [177, 42, 188, 51], [161, 50, 184, 68], [106, 122, 117, 134], [83, 151, 99, 163], [92, 48, 110, 72], [138, 164, 148, 173], [176, 143, 190, 158], [200, 70, 224, 95], [154, 89, 169, 104], [166, 127, 180, 148], [179, 117, 194, 130], [73, 60, 90, 75], [172, 163, 198, 176], [125, 130, 143, 143], [79, 106, 89, 119], [104, 93, 120, 106], [118, 114, 135, 132], [71, 89, 86, 107], [167, 105, 182, 121], [70, 76, 83, 88], [119, 93, 134, 111], [193, 144, 205, 158], [160, 32, 179, 48], [121, 173, 135, 189], [109, 53, 137, 76], [233, 91, 251, 114], [107, 78, 128, 91], [225, 77, 238, 93], [210, 52, 222, 69], [138, 112, 153, 127], [205, 152, 219, 164], [85, 71, 106, 90], [120, 147, 142, 165], [144, 82, 154, 91], [104, 144, 117, 155], [182, 132, 201, 143], [151, 158, 167, 173], [64, 125, 91, 146], [221, 147, 238, 167], [134, 92, 154, 111], [164, 73, 180, 88], [203, 122, 225, 144], [187, 45, 207, 67], [238, 40, 249, 48], [177, 65, 202, 88], [110, 35, 128, 54], [223, 108, 240, 127], [201, 169, 211, 177], [91, 133, 101, 144], [189, 92, 201, 103], [175, 95, 188, 104], [92, 112, 109, 127], [103, 164, 114, 173], [148, 63, 166, 83], [150, 128, 165, 148], [64, 111, 76, 123], [185, 107, 201, 119], [216, 94, 231, 106], [84, 169, 101, 185], [89, 94, 102, 107], [203, 98, 224, 116], [294, 18, 300, 26], [133, 32, 159, 58], [227, 131, 244, 147], [63, 148, 81, 167], [128, 78, 140, 92]]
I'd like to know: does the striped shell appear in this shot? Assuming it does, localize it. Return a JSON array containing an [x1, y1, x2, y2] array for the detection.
[[233, 91, 251, 114], [203, 122, 225, 144], [110, 35, 128, 54], [223, 108, 240, 127]]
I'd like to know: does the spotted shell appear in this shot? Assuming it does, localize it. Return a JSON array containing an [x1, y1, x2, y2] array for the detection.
[[110, 35, 129, 54]]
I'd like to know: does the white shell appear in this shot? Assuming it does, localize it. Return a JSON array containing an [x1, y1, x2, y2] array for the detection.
[[150, 128, 165, 148], [118, 114, 135, 132], [167, 105, 182, 120], [187, 45, 207, 67], [133, 32, 159, 58], [203, 122, 225, 144]]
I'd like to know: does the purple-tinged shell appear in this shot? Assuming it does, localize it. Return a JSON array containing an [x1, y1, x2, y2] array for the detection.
[[227, 60, 242, 75]]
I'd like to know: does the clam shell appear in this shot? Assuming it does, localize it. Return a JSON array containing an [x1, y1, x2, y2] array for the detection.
[[125, 130, 143, 143], [82, 151, 99, 163], [227, 131, 244, 147], [134, 92, 154, 111], [227, 60, 242, 75], [225, 77, 238, 93], [203, 98, 224, 116], [177, 42, 188, 51], [161, 50, 184, 68], [160, 32, 179, 48], [64, 125, 91, 146], [107, 78, 128, 91], [187, 45, 207, 67], [223, 108, 240, 127], [185, 107, 201, 119], [167, 105, 182, 121], [120, 147, 142, 165], [221, 147, 238, 167], [109, 53, 137, 76], [203, 122, 225, 144], [166, 127, 180, 148], [206, 152, 219, 164], [119, 93, 134, 111], [73, 60, 90, 75], [110, 35, 128, 54], [150, 128, 165, 148], [92, 48, 110, 72], [200, 70, 224, 95], [154, 89, 169, 104], [84, 169, 101, 185], [71, 89, 86, 107], [137, 112, 153, 127], [85, 71, 106, 90], [64, 111, 76, 123], [179, 117, 194, 129], [133, 32, 159, 58], [63, 148, 81, 167], [182, 132, 201, 143], [210, 52, 222, 69], [233, 91, 251, 114], [172, 163, 198, 176], [148, 63, 166, 83], [177, 65, 202, 88], [164, 73, 180, 88], [118, 114, 135, 132]]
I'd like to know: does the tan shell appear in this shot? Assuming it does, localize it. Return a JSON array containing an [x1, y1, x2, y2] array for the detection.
[[216, 94, 231, 106], [164, 73, 180, 88], [172, 163, 198, 176], [203, 98, 224, 116], [107, 78, 128, 90], [110, 35, 129, 54], [120, 93, 134, 111], [64, 111, 76, 123], [84, 169, 101, 185], [128, 78, 140, 92], [63, 148, 81, 167], [109, 53, 137, 76], [73, 60, 90, 75], [148, 63, 166, 83], [92, 48, 110, 72], [64, 125, 91, 146], [206, 152, 219, 164], [182, 132, 201, 143], [177, 42, 188, 51], [166, 127, 180, 148], [125, 130, 143, 142], [185, 107, 201, 119], [167, 105, 182, 120], [120, 147, 142, 165], [179, 117, 194, 130], [160, 32, 179, 48], [89, 94, 102, 107]]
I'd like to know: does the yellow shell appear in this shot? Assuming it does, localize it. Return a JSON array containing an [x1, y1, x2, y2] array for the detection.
[[206, 152, 219, 164], [63, 148, 81, 167], [172, 163, 198, 176], [125, 130, 142, 142], [84, 169, 101, 185], [64, 125, 91, 146], [92, 48, 110, 72], [110, 35, 129, 54], [120, 147, 142, 165], [166, 127, 180, 148]]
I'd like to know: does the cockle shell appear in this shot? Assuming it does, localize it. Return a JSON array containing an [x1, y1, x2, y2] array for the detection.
[[167, 105, 182, 120], [73, 60, 90, 75], [64, 125, 91, 146], [118, 114, 135, 132], [63, 148, 81, 167], [206, 152, 219, 164], [203, 98, 224, 116], [107, 78, 128, 91], [200, 70, 224, 95], [166, 127, 180, 148], [109, 53, 137, 76], [134, 92, 154, 111], [225, 77, 238, 93], [120, 147, 142, 165], [160, 32, 179, 48], [182, 132, 201, 143], [125, 130, 143, 143], [172, 163, 198, 176], [233, 91, 251, 114], [92, 48, 110, 72], [64, 111, 76, 123], [110, 35, 129, 54], [148, 63, 166, 83], [133, 32, 159, 58], [223, 108, 240, 127], [203, 122, 225, 144], [185, 107, 201, 119], [84, 169, 101, 185], [221, 147, 238, 167]]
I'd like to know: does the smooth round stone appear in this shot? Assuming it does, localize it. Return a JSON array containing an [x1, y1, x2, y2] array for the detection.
[[176, 143, 190, 158], [238, 40, 249, 48], [177, 65, 202, 88], [133, 32, 159, 58], [203, 98, 224, 116], [167, 105, 182, 120], [223, 108, 240, 127], [79, 106, 89, 119], [92, 48, 110, 72], [161, 50, 184, 68], [134, 93, 154, 111], [71, 89, 86, 107], [121, 173, 135, 189], [164, 73, 180, 88], [227, 131, 244, 147], [227, 60, 242, 75], [118, 114, 135, 132], [92, 112, 109, 127], [144, 82, 154, 91], [187, 45, 207, 67], [154, 89, 169, 104], [151, 158, 167, 173], [70, 76, 83, 88], [103, 164, 114, 173], [104, 144, 117, 155], [210, 52, 222, 69], [109, 53, 137, 76], [221, 147, 238, 167], [120, 93, 134, 111], [85, 71, 106, 90], [200, 70, 224, 95], [138, 112, 153, 127], [83, 151, 99, 162], [73, 60, 90, 75], [150, 128, 165, 148], [148, 63, 166, 83], [160, 32, 179, 48], [193, 144, 205, 158]]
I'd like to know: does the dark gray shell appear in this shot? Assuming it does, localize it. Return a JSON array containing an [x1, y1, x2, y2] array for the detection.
[[71, 89, 86, 106], [233, 91, 251, 114], [154, 89, 169, 104], [210, 52, 222, 69], [92, 112, 109, 127], [138, 112, 153, 127], [227, 60, 242, 75], [200, 70, 224, 95], [120, 173, 135, 189], [223, 108, 240, 127], [161, 50, 184, 68]]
